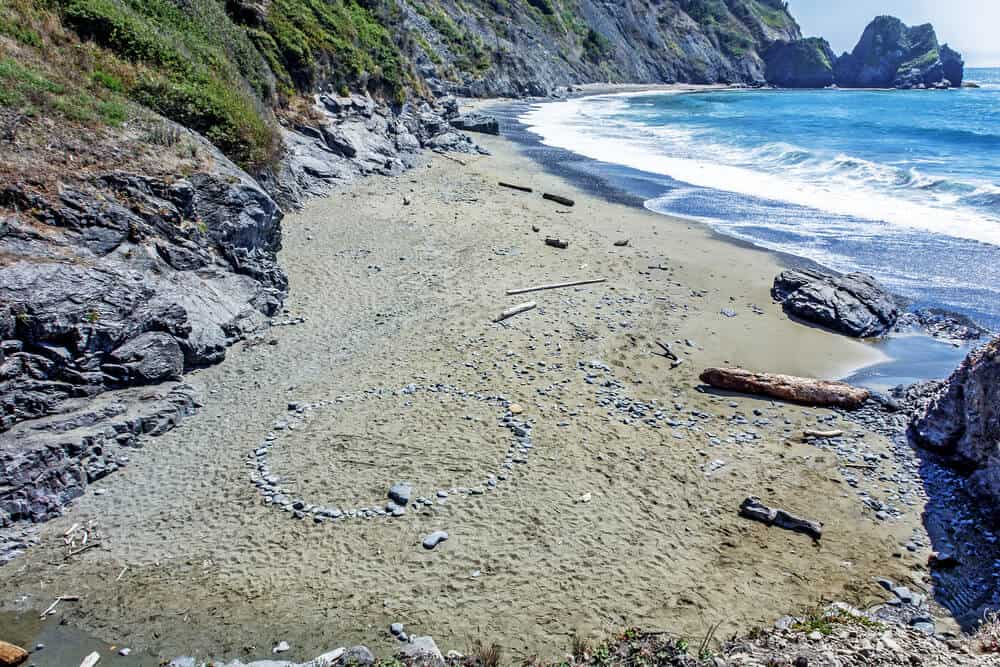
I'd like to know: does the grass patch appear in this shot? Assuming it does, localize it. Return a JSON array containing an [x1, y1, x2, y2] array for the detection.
[[793, 607, 884, 636]]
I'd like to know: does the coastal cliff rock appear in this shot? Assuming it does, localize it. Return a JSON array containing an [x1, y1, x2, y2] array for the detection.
[[910, 337, 1000, 509], [400, 0, 801, 96], [763, 37, 837, 88], [772, 268, 899, 337], [833, 16, 963, 89]]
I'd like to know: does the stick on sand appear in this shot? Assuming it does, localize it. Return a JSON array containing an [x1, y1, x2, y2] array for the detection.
[[494, 302, 537, 323], [506, 278, 606, 295]]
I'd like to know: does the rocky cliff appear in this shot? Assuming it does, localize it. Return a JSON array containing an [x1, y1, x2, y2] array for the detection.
[[764, 16, 964, 89], [401, 0, 801, 97], [763, 37, 836, 88], [910, 337, 1000, 511]]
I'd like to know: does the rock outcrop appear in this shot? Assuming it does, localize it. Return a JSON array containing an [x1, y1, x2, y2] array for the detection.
[[910, 337, 1000, 509], [763, 37, 837, 88], [771, 268, 900, 337], [833, 16, 962, 89]]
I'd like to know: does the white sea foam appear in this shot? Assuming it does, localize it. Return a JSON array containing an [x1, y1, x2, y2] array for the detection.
[[519, 94, 1000, 247]]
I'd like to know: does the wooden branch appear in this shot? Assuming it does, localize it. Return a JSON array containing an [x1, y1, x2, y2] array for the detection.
[[494, 302, 537, 323], [699, 368, 870, 409], [499, 182, 532, 193], [803, 429, 844, 438], [68, 542, 101, 557], [543, 193, 575, 207], [544, 237, 569, 249], [506, 278, 606, 295], [654, 340, 678, 361], [0, 640, 28, 667], [39, 595, 80, 619]]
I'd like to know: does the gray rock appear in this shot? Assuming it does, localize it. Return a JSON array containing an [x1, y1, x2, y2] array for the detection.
[[342, 645, 375, 666], [422, 530, 449, 550], [911, 337, 1000, 515], [772, 268, 899, 337], [399, 636, 445, 667], [390, 622, 404, 636], [450, 113, 500, 136], [110, 332, 184, 383], [389, 482, 412, 507]]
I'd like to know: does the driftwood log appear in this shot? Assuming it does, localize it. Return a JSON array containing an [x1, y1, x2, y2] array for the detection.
[[699, 367, 870, 409], [544, 237, 569, 249], [0, 641, 28, 667], [542, 193, 575, 207], [499, 182, 532, 193], [739, 497, 822, 540]]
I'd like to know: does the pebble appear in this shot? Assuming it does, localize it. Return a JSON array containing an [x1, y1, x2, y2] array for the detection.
[[273, 641, 290, 654], [422, 531, 449, 550], [390, 622, 404, 636]]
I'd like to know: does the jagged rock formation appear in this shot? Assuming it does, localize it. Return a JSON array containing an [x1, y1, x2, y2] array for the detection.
[[772, 268, 900, 338], [763, 37, 836, 88], [910, 337, 1000, 510], [765, 16, 964, 89], [834, 16, 962, 89]]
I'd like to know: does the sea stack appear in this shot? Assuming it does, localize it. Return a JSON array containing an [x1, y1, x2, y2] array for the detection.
[[834, 16, 963, 89]]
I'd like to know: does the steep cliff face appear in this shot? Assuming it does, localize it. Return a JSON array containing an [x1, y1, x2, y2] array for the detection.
[[763, 37, 835, 88], [834, 16, 961, 89], [402, 0, 802, 96]]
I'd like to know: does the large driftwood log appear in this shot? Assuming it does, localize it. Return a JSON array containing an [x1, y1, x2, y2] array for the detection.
[[542, 193, 575, 207], [699, 367, 870, 409], [0, 642, 28, 667]]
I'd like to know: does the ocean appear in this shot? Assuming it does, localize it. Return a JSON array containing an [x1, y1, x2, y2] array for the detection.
[[520, 68, 1000, 338]]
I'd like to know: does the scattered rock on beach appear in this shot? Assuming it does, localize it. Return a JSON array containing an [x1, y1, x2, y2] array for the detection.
[[399, 636, 445, 667], [772, 268, 899, 337], [389, 483, 413, 507], [422, 531, 449, 550]]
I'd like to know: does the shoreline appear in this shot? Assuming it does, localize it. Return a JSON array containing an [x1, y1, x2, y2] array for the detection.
[[0, 130, 940, 664]]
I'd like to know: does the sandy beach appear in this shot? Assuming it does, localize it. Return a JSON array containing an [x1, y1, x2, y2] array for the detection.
[[0, 133, 931, 664]]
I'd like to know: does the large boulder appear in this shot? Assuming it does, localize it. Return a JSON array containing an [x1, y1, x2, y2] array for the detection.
[[110, 332, 184, 383], [449, 112, 500, 135], [764, 38, 837, 88], [772, 268, 899, 337], [910, 337, 1000, 508], [834, 16, 962, 89]]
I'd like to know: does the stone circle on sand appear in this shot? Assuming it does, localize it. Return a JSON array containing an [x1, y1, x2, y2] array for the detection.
[[246, 383, 536, 522]]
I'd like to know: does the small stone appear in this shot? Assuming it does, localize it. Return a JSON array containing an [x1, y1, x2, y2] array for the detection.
[[273, 641, 290, 654], [807, 631, 823, 642], [390, 622, 405, 636], [509, 403, 523, 414], [119, 648, 131, 656], [389, 482, 412, 507], [422, 531, 449, 550]]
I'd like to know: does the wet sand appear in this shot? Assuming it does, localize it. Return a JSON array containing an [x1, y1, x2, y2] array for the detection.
[[0, 135, 927, 665]]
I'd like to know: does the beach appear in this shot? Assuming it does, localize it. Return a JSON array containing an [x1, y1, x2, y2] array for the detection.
[[0, 131, 934, 664]]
